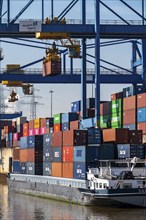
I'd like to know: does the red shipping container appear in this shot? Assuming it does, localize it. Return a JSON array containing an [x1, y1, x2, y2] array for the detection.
[[54, 123, 61, 132], [13, 148, 20, 161], [123, 96, 137, 111], [62, 146, 74, 162], [52, 162, 62, 177], [87, 108, 95, 118], [23, 123, 29, 136], [123, 109, 136, 125], [70, 120, 79, 130], [62, 162, 73, 179], [43, 60, 61, 77], [137, 93, 146, 108], [19, 149, 28, 162], [40, 127, 47, 134], [103, 128, 129, 144], [13, 140, 19, 147], [138, 122, 146, 134], [52, 131, 63, 147], [27, 149, 35, 162], [129, 130, 142, 144]]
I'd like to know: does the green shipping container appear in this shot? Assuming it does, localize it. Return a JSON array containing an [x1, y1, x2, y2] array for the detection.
[[53, 113, 62, 124], [111, 99, 122, 114], [111, 112, 122, 128], [100, 115, 111, 128]]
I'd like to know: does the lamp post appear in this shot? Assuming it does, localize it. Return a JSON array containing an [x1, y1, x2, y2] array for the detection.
[[49, 90, 54, 117]]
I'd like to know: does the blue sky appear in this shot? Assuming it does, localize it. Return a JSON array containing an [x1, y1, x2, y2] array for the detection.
[[0, 0, 145, 119]]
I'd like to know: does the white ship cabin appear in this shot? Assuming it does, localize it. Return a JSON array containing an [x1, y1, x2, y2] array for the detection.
[[87, 158, 146, 190]]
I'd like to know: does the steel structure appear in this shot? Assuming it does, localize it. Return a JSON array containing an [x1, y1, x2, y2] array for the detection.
[[0, 0, 146, 123]]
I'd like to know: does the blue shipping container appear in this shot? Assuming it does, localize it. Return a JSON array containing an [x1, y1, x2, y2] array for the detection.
[[28, 135, 43, 148], [123, 124, 136, 130], [71, 101, 81, 113], [100, 144, 116, 159], [88, 127, 102, 144], [137, 107, 146, 123], [43, 162, 52, 176], [74, 162, 97, 180], [46, 118, 54, 128], [20, 136, 28, 149], [80, 117, 95, 129], [117, 144, 130, 159], [61, 122, 70, 131], [20, 162, 27, 174], [43, 147, 52, 162], [26, 162, 35, 175], [130, 144, 145, 159], [52, 147, 62, 162], [43, 133, 52, 148], [13, 161, 20, 174], [74, 145, 100, 162], [62, 112, 78, 123]]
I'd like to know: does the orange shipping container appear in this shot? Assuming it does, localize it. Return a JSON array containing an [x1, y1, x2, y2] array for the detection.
[[43, 60, 61, 77], [54, 123, 61, 132], [138, 122, 146, 134], [52, 162, 62, 177], [40, 118, 46, 127], [62, 162, 73, 179], [123, 109, 136, 125], [137, 93, 146, 108], [103, 128, 129, 144], [19, 149, 28, 162], [27, 149, 35, 162], [123, 96, 137, 111]]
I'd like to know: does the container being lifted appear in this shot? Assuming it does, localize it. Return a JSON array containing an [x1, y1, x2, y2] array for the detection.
[[42, 42, 61, 77]]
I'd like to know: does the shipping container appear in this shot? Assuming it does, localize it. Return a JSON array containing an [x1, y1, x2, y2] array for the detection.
[[86, 98, 95, 109], [13, 148, 20, 161], [123, 124, 136, 130], [129, 130, 142, 144], [43, 133, 52, 147], [52, 131, 63, 147], [27, 148, 35, 162], [20, 136, 28, 149], [46, 118, 54, 128], [123, 96, 137, 111], [80, 117, 95, 129], [123, 109, 136, 125], [43, 162, 52, 176], [13, 161, 20, 174], [34, 118, 41, 129], [111, 92, 123, 100], [54, 123, 61, 132], [73, 162, 97, 180], [40, 127, 47, 134], [29, 120, 34, 129], [63, 130, 87, 146], [99, 143, 117, 159], [123, 86, 134, 98], [34, 128, 40, 135], [137, 107, 146, 123], [52, 162, 62, 177], [43, 60, 61, 76], [86, 108, 95, 118], [111, 99, 122, 113], [100, 101, 111, 116], [29, 129, 35, 136], [137, 122, 146, 134], [16, 117, 27, 125], [20, 162, 27, 174], [26, 162, 35, 175], [28, 135, 43, 148], [74, 145, 100, 162], [130, 144, 145, 159], [52, 147, 62, 162], [117, 144, 130, 159], [111, 112, 122, 128], [103, 128, 129, 144], [137, 93, 146, 108], [53, 113, 63, 124], [43, 147, 52, 162], [20, 149, 28, 162], [62, 146, 74, 162], [61, 122, 70, 131], [87, 127, 102, 144], [70, 120, 79, 130], [71, 100, 81, 113], [62, 162, 73, 178], [100, 115, 111, 128], [62, 112, 78, 123]]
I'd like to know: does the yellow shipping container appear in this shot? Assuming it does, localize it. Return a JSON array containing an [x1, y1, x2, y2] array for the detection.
[[6, 64, 20, 70], [34, 118, 41, 129]]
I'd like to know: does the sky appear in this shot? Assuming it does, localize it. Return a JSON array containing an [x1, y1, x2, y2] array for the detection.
[[0, 0, 145, 119]]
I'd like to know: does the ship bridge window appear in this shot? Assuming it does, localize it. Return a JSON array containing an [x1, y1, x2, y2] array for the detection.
[[103, 183, 107, 188], [99, 183, 102, 188]]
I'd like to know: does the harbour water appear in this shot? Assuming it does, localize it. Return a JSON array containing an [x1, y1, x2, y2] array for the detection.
[[0, 184, 146, 220]]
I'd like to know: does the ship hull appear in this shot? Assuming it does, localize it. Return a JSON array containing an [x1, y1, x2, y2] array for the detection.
[[7, 174, 146, 207]]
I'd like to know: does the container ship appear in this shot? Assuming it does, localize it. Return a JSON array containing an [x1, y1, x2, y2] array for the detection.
[[1, 85, 146, 207]]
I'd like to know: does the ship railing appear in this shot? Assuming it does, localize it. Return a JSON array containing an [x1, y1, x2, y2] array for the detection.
[[1, 18, 145, 25], [10, 174, 87, 189]]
